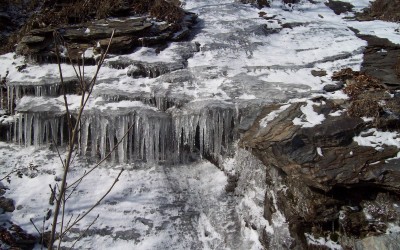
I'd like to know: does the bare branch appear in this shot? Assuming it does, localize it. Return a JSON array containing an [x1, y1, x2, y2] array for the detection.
[[69, 214, 99, 250], [67, 122, 133, 189], [60, 169, 124, 238]]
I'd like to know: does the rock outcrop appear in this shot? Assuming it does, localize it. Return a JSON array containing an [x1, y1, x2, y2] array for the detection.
[[240, 97, 400, 248], [16, 12, 197, 64], [3, 0, 197, 64]]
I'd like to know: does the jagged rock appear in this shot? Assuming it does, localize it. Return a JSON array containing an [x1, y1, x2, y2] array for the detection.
[[323, 83, 343, 92], [358, 35, 400, 89], [241, 99, 400, 192], [15, 11, 197, 64], [241, 98, 400, 247], [240, 0, 270, 8], [20, 35, 45, 44], [0, 223, 36, 250], [0, 197, 15, 213], [127, 61, 185, 78], [325, 0, 354, 15], [355, 233, 400, 250], [311, 69, 327, 77]]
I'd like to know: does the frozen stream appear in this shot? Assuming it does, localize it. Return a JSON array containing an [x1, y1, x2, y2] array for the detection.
[[1, 0, 397, 249]]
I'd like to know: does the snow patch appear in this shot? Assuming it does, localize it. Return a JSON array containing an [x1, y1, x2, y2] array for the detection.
[[353, 128, 400, 151], [305, 233, 343, 250], [259, 104, 291, 128], [293, 100, 325, 128]]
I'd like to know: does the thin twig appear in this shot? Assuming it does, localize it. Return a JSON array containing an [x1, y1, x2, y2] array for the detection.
[[51, 137, 65, 169], [69, 214, 99, 250], [30, 218, 41, 235], [66, 171, 85, 201]]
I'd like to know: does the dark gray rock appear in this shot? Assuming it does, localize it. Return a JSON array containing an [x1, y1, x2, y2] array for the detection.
[[15, 12, 197, 64], [325, 0, 354, 15], [0, 197, 15, 212], [323, 83, 343, 92], [358, 34, 400, 89], [311, 69, 327, 77], [241, 99, 400, 248]]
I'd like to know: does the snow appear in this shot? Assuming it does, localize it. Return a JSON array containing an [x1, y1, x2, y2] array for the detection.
[[0, 142, 260, 249], [348, 20, 400, 45], [329, 109, 345, 117], [305, 233, 343, 250], [259, 104, 290, 128], [353, 128, 400, 151], [338, 0, 372, 12], [293, 100, 325, 128], [317, 147, 323, 157], [1, 0, 400, 248]]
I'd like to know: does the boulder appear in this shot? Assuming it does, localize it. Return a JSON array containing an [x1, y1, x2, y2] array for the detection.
[[240, 98, 400, 248], [15, 11, 197, 64], [0, 197, 15, 213], [323, 83, 343, 92]]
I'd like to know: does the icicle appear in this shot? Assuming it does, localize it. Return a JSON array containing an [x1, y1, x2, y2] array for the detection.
[[90, 116, 99, 158], [60, 116, 64, 147], [33, 114, 40, 147], [108, 120, 116, 163], [18, 113, 23, 145], [26, 113, 33, 146], [134, 115, 140, 161], [116, 116, 128, 163], [100, 118, 108, 160], [80, 117, 90, 156]]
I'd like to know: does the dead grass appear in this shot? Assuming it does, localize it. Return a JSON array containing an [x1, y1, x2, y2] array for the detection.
[[332, 68, 359, 82], [343, 74, 383, 98], [133, 0, 184, 23], [0, 0, 185, 54], [332, 68, 384, 98], [347, 97, 382, 118], [395, 57, 400, 79], [359, 0, 400, 22]]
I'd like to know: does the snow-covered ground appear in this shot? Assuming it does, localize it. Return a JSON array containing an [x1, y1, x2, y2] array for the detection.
[[1, 0, 400, 249], [0, 142, 264, 249]]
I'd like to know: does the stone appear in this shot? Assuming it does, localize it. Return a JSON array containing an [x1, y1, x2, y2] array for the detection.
[[325, 0, 354, 15], [355, 234, 400, 250], [240, 98, 400, 248], [311, 69, 327, 77], [0, 197, 15, 213], [15, 10, 197, 64], [358, 35, 400, 89], [323, 83, 343, 92], [20, 35, 45, 44]]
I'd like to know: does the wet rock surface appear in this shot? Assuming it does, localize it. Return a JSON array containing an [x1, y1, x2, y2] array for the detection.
[[241, 96, 400, 248], [16, 12, 197, 64]]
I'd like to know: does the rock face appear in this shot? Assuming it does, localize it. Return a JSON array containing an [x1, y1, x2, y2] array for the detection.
[[15, 7, 197, 64], [358, 34, 400, 90], [240, 98, 400, 248]]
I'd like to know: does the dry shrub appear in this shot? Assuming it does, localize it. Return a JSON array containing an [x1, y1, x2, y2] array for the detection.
[[343, 74, 383, 98], [395, 57, 400, 79], [361, 0, 400, 22], [133, 0, 184, 23], [332, 68, 359, 82], [0, 0, 186, 53], [348, 98, 381, 118]]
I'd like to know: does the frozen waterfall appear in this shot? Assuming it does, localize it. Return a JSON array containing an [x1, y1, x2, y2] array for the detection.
[[10, 100, 238, 164]]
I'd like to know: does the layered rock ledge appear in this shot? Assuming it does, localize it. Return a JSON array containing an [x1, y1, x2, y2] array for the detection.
[[240, 96, 400, 248]]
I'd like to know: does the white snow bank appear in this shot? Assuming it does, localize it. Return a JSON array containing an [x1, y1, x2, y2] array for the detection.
[[353, 128, 400, 151], [305, 233, 343, 250], [348, 20, 400, 45], [259, 104, 291, 128], [293, 100, 325, 128]]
